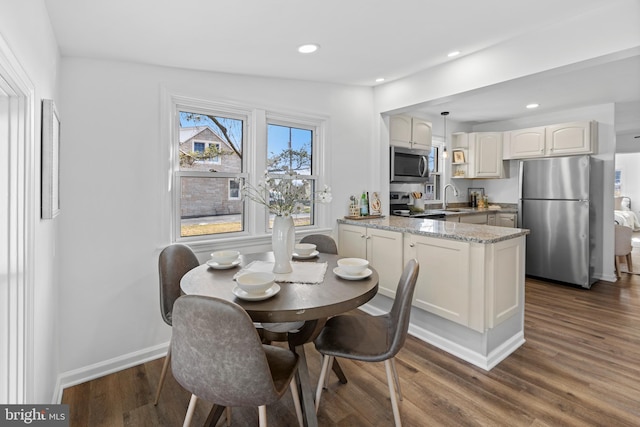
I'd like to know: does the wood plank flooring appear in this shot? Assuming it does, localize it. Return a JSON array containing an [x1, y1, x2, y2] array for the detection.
[[62, 270, 640, 426]]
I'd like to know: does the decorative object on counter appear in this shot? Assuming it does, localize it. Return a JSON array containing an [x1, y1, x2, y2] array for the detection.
[[454, 169, 466, 177], [369, 191, 382, 216], [360, 191, 369, 216], [349, 195, 360, 217], [452, 150, 465, 164], [468, 187, 485, 208], [241, 170, 332, 274]]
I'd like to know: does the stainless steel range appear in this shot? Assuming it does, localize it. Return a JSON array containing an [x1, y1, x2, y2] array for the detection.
[[389, 192, 446, 219]]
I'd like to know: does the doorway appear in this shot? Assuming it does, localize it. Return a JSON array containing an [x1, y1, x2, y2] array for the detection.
[[0, 36, 35, 404]]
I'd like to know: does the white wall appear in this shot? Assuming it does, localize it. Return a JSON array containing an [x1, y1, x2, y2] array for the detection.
[[615, 153, 640, 217], [56, 58, 374, 380], [0, 0, 61, 403]]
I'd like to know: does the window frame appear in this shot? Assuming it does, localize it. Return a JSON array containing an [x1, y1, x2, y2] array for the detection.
[[167, 93, 331, 248]]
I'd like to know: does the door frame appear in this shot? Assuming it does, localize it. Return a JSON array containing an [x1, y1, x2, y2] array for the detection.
[[0, 34, 35, 404]]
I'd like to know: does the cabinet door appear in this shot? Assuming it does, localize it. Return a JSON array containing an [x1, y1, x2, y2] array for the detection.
[[338, 224, 367, 259], [471, 132, 503, 178], [411, 118, 432, 149], [504, 127, 546, 159], [545, 121, 593, 156], [460, 214, 487, 224], [406, 234, 471, 326], [389, 115, 412, 148], [496, 213, 516, 228], [367, 228, 403, 298]]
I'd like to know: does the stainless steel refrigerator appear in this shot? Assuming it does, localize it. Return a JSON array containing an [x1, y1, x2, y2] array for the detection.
[[518, 155, 596, 288]]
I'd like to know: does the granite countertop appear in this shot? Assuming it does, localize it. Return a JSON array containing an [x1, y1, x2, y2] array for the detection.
[[337, 215, 529, 244]]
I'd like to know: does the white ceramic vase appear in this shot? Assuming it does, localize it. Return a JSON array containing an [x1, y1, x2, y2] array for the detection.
[[272, 215, 295, 274]]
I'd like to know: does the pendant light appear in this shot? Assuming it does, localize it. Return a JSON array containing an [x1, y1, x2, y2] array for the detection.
[[441, 111, 449, 158]]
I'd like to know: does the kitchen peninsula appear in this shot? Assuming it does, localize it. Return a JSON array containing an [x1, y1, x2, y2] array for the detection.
[[337, 216, 530, 370]]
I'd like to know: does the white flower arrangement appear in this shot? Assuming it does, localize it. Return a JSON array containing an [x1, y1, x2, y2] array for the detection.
[[241, 171, 332, 217]]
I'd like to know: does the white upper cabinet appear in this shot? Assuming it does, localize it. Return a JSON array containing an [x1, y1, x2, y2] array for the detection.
[[545, 121, 595, 156], [469, 132, 503, 178], [503, 126, 546, 159], [504, 121, 595, 159], [389, 115, 432, 150]]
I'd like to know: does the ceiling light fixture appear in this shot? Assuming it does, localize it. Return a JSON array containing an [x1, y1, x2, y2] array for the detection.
[[447, 51, 461, 58], [297, 43, 319, 54], [375, 78, 385, 83], [441, 112, 450, 159], [526, 103, 540, 109]]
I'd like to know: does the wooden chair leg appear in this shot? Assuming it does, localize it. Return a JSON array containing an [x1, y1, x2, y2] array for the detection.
[[615, 256, 621, 278], [626, 253, 633, 273], [154, 346, 171, 405], [290, 378, 304, 427], [258, 405, 268, 427], [183, 394, 198, 427], [385, 359, 402, 427], [315, 355, 331, 413]]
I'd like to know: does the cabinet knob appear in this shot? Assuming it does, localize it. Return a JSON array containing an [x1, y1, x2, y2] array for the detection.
[[360, 234, 366, 238], [409, 243, 415, 247]]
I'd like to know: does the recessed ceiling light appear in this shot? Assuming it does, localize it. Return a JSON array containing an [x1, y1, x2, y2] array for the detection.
[[298, 44, 319, 54], [447, 51, 461, 58], [375, 78, 385, 83], [526, 103, 540, 109]]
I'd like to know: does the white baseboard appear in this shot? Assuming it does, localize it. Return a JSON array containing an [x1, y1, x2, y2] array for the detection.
[[408, 323, 525, 371], [53, 341, 170, 404], [360, 302, 525, 371]]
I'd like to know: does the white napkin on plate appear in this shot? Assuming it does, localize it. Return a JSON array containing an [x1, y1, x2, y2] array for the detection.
[[234, 260, 328, 285]]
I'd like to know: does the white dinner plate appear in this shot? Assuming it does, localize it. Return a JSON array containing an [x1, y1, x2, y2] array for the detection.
[[207, 259, 241, 270], [333, 267, 373, 281], [292, 250, 319, 260], [232, 284, 281, 301]]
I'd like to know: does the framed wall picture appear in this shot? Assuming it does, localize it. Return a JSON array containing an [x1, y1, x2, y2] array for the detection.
[[452, 149, 465, 164], [42, 99, 60, 219]]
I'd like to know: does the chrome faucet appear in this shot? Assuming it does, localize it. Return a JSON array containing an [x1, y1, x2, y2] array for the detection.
[[442, 184, 459, 210]]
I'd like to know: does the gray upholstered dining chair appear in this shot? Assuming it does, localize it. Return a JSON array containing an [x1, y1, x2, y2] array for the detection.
[[171, 295, 304, 427], [154, 244, 200, 406], [300, 234, 338, 254], [313, 259, 419, 427]]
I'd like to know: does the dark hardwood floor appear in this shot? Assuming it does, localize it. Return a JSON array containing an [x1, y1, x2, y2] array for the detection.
[[62, 267, 640, 426]]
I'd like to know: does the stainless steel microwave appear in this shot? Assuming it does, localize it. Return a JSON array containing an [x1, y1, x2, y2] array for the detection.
[[390, 146, 430, 182]]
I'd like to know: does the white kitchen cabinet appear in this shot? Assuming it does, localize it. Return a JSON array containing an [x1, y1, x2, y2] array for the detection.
[[452, 132, 504, 178], [504, 121, 595, 159], [338, 224, 403, 298], [468, 132, 504, 178], [502, 126, 546, 159], [459, 213, 488, 224], [404, 234, 471, 326], [545, 121, 594, 156], [496, 213, 517, 228], [389, 115, 432, 150], [404, 232, 525, 332]]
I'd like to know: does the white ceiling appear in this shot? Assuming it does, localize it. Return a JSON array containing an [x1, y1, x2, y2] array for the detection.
[[44, 0, 640, 142]]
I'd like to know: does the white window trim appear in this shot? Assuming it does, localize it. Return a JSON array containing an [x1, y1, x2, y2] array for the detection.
[[163, 91, 331, 251]]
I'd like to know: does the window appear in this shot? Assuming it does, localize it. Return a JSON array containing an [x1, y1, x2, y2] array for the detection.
[[615, 170, 622, 196], [171, 96, 328, 243], [424, 142, 442, 201], [193, 141, 221, 164], [176, 109, 246, 239], [266, 121, 317, 228]]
